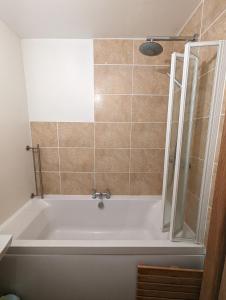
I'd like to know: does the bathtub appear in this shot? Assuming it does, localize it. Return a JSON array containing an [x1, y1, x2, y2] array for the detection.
[[0, 195, 204, 300]]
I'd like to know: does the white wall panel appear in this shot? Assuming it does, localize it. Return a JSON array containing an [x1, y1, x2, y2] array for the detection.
[[0, 20, 34, 224], [22, 39, 94, 122]]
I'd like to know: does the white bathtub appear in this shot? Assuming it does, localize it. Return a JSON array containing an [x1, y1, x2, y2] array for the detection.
[[0, 196, 204, 300], [0, 195, 203, 254]]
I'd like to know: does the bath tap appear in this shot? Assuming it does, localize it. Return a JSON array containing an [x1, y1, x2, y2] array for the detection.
[[92, 190, 111, 208], [92, 190, 111, 200]]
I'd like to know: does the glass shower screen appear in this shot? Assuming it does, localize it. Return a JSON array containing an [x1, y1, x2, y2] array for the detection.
[[162, 41, 226, 244], [162, 52, 184, 232]]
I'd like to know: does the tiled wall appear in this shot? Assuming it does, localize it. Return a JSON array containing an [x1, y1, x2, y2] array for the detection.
[[30, 1, 226, 218], [31, 39, 180, 195], [179, 0, 226, 236]]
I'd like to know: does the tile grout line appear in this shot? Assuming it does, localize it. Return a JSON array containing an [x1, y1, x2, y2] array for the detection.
[[190, 155, 205, 162], [94, 38, 147, 41], [186, 189, 201, 201], [39, 171, 164, 174], [38, 146, 166, 150], [176, 0, 203, 36], [194, 116, 210, 120], [201, 8, 226, 37], [199, 0, 205, 39], [93, 44, 96, 190], [129, 40, 135, 194], [56, 122, 62, 194], [94, 63, 170, 67], [94, 93, 169, 96], [93, 121, 96, 190], [95, 121, 167, 123], [199, 67, 215, 79]]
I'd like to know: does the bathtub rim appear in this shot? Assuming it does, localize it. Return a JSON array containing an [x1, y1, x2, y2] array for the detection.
[[8, 239, 205, 255], [0, 195, 205, 256]]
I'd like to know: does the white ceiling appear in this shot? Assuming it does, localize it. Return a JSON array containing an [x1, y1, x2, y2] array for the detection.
[[0, 0, 200, 38]]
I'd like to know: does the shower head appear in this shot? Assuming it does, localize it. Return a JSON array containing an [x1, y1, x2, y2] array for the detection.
[[139, 34, 198, 56], [139, 41, 163, 56]]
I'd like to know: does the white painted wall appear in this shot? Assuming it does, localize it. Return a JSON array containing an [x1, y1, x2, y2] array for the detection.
[[0, 20, 34, 224], [22, 39, 94, 122], [0, 0, 200, 38]]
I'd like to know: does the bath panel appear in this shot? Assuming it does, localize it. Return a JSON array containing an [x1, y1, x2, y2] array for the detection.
[[0, 254, 203, 300]]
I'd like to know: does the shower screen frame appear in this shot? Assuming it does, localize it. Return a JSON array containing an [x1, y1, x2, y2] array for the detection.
[[169, 40, 226, 244], [161, 52, 184, 232]]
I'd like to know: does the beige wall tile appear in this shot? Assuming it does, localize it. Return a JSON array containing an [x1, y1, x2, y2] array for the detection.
[[133, 66, 169, 95], [42, 172, 60, 194], [175, 59, 184, 83], [195, 70, 214, 118], [202, 0, 226, 32], [132, 95, 168, 122], [214, 115, 225, 163], [95, 123, 131, 148], [172, 41, 185, 54], [61, 173, 94, 195], [133, 40, 174, 65], [172, 91, 181, 123], [170, 123, 179, 157], [131, 123, 166, 148], [95, 173, 130, 194], [95, 94, 131, 122], [198, 46, 218, 76], [192, 118, 209, 159], [199, 13, 226, 74], [185, 191, 199, 232], [31, 122, 58, 147], [209, 162, 218, 207], [94, 65, 132, 94], [202, 11, 226, 40], [94, 39, 133, 64], [131, 149, 164, 173], [130, 173, 163, 195], [204, 206, 212, 246], [188, 157, 204, 197], [39, 148, 59, 171], [60, 148, 94, 172], [180, 3, 203, 36], [95, 149, 130, 172], [222, 85, 226, 115], [58, 122, 94, 147]]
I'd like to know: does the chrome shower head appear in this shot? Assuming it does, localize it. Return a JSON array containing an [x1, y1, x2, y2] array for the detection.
[[139, 41, 163, 56], [139, 34, 198, 56]]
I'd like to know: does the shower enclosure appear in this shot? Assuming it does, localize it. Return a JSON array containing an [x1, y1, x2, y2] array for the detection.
[[162, 40, 226, 244]]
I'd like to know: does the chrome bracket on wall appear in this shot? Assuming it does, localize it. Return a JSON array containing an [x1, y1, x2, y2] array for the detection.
[[26, 144, 44, 199]]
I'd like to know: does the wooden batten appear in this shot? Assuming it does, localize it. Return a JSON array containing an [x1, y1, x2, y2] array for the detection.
[[137, 265, 203, 300]]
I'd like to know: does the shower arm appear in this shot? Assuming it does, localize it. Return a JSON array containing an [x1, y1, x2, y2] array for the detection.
[[146, 34, 198, 42]]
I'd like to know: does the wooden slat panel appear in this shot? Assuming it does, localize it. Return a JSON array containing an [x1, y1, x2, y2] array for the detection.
[[138, 274, 202, 286], [137, 297, 194, 300], [138, 265, 203, 278], [137, 265, 203, 300], [137, 296, 172, 300], [137, 297, 183, 300], [137, 282, 200, 293], [137, 289, 199, 299]]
